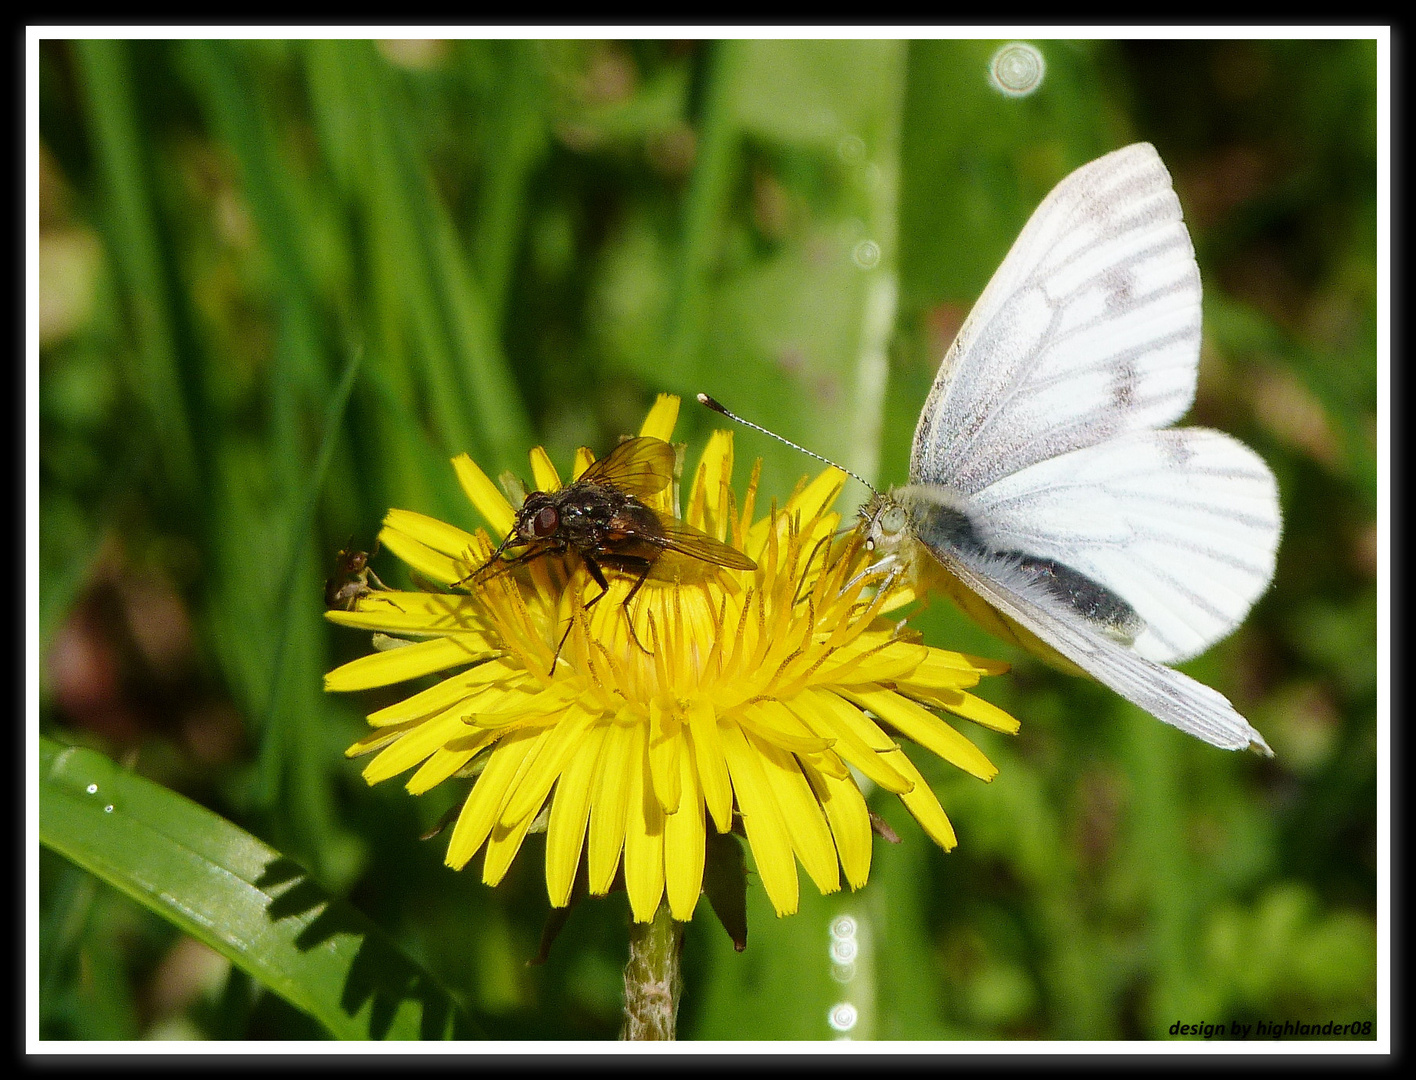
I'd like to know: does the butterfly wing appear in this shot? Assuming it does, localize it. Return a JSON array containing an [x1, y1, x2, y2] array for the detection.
[[965, 427, 1281, 664], [924, 536, 1271, 754], [579, 436, 676, 498], [911, 142, 1202, 496]]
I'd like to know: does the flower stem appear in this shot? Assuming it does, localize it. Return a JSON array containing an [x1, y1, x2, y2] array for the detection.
[[620, 903, 683, 1040]]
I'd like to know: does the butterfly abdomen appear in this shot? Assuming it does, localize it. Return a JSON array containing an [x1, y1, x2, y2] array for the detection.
[[1004, 555, 1145, 644]]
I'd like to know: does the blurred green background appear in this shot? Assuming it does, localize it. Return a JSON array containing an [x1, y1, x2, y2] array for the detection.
[[37, 38, 1378, 1040]]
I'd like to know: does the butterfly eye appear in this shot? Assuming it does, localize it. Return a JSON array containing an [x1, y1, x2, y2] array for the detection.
[[533, 505, 559, 537], [880, 506, 907, 536]]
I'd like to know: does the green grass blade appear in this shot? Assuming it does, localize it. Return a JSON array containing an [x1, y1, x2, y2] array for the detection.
[[255, 340, 363, 809], [73, 40, 199, 498], [333, 41, 532, 472], [663, 40, 740, 389], [468, 40, 547, 331], [183, 40, 329, 397], [39, 736, 483, 1040]]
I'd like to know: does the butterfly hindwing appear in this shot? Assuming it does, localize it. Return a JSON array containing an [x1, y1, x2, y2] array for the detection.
[[966, 427, 1281, 664], [924, 538, 1271, 754]]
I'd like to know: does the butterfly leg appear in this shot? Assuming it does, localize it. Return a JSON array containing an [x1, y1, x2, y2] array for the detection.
[[842, 551, 898, 594], [791, 532, 835, 608]]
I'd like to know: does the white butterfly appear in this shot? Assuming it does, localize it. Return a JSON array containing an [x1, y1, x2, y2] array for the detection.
[[861, 142, 1281, 754]]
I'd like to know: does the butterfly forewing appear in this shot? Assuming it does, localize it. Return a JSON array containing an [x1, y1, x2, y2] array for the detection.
[[911, 143, 1202, 497], [577, 436, 676, 498]]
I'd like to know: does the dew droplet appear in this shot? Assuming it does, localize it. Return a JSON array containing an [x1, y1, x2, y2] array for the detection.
[[853, 240, 881, 269], [831, 961, 857, 984], [830, 937, 858, 964], [86, 783, 99, 795], [103, 804, 114, 814], [989, 42, 1046, 97], [830, 915, 857, 939], [828, 1002, 858, 1031]]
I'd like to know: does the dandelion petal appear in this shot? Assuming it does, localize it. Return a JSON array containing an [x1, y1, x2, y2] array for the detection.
[[665, 743, 708, 920], [587, 719, 635, 893], [721, 722, 799, 917], [445, 728, 545, 870], [545, 723, 608, 907], [623, 722, 666, 922], [686, 700, 733, 833]]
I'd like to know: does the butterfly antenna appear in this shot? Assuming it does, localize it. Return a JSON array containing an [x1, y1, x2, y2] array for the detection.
[[696, 393, 877, 494]]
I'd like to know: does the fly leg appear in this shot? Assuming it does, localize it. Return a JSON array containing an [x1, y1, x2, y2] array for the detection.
[[363, 588, 406, 614], [618, 559, 655, 656], [457, 532, 542, 590], [361, 541, 405, 612], [461, 539, 553, 590], [580, 555, 613, 609], [550, 555, 614, 675], [364, 537, 392, 591]]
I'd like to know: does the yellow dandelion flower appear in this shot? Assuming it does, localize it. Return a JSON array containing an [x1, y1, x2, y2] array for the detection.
[[324, 394, 1017, 923]]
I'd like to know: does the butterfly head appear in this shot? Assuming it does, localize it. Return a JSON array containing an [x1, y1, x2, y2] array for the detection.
[[859, 492, 911, 555]]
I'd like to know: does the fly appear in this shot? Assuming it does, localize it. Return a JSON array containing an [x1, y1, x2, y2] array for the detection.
[[468, 435, 757, 666]]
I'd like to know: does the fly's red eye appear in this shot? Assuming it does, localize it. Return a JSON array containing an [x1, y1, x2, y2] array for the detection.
[[533, 505, 559, 537]]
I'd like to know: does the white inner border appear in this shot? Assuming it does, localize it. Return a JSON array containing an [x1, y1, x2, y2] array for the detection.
[[26, 23, 1392, 1057]]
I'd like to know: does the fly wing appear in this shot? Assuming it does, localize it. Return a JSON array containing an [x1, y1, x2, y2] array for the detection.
[[911, 143, 1201, 495], [578, 436, 676, 498], [653, 513, 757, 570], [924, 538, 1271, 754]]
